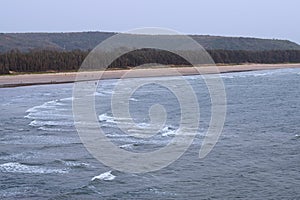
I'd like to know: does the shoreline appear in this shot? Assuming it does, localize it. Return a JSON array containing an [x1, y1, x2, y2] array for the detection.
[[1, 63, 300, 88]]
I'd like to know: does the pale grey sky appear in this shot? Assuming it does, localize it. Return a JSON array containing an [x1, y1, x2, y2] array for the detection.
[[1, 0, 299, 43]]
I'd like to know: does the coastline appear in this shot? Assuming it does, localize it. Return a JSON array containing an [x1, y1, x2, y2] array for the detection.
[[1, 63, 300, 88]]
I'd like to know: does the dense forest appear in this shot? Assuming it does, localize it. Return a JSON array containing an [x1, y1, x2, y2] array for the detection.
[[1, 32, 300, 75], [1, 32, 300, 53], [1, 49, 300, 75]]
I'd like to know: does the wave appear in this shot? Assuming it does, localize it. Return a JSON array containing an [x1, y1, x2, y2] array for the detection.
[[91, 170, 116, 181], [119, 143, 134, 149], [26, 99, 66, 113], [60, 97, 74, 102], [0, 152, 36, 161], [98, 113, 116, 123], [119, 143, 139, 150], [29, 120, 74, 127], [129, 97, 139, 101], [93, 92, 106, 97], [98, 113, 131, 124], [0, 186, 40, 198], [161, 126, 177, 137], [37, 126, 71, 132], [53, 160, 90, 168], [93, 90, 114, 97], [25, 112, 71, 120], [0, 162, 68, 174], [25, 97, 74, 132], [221, 68, 300, 79]]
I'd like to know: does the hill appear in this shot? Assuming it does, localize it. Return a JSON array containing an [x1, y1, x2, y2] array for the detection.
[[0, 32, 300, 52]]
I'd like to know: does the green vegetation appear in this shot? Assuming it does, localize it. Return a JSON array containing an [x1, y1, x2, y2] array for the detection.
[[1, 48, 300, 75], [0, 63, 9, 74], [1, 32, 300, 75], [0, 32, 300, 53]]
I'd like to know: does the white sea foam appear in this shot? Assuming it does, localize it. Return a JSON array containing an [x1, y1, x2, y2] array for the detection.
[[220, 74, 234, 79], [119, 143, 134, 150], [0, 162, 68, 174], [93, 92, 105, 96], [93, 90, 114, 97], [0, 152, 36, 161], [25, 112, 71, 120], [220, 70, 285, 79], [25, 97, 68, 113], [98, 113, 116, 123], [161, 126, 177, 137], [60, 160, 90, 168], [60, 97, 74, 102], [91, 171, 116, 181], [26, 100, 65, 113], [37, 127, 66, 132], [26, 97, 75, 132], [98, 113, 131, 124], [29, 120, 74, 127], [136, 122, 150, 128], [105, 134, 130, 138], [0, 187, 39, 198], [129, 97, 139, 101]]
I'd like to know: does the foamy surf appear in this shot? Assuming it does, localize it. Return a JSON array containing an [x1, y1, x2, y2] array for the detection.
[[0, 162, 68, 174], [161, 126, 177, 137], [25, 97, 74, 132], [98, 113, 132, 124], [92, 90, 115, 97], [98, 113, 116, 123], [129, 97, 139, 101], [29, 120, 74, 127], [91, 171, 116, 181], [119, 143, 140, 150]]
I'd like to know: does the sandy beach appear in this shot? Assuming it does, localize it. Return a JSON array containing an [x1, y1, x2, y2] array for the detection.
[[1, 63, 300, 88]]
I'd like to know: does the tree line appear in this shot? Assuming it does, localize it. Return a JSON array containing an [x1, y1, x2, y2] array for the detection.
[[1, 49, 300, 75]]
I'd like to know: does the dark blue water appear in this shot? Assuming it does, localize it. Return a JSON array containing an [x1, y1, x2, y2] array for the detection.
[[0, 68, 299, 199]]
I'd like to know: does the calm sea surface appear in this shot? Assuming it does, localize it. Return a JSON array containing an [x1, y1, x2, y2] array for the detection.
[[0, 68, 299, 199]]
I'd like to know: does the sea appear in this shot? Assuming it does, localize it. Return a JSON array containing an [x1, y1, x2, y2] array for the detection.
[[0, 68, 299, 199]]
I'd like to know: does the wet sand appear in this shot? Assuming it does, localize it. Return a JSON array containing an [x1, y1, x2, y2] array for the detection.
[[1, 63, 300, 88]]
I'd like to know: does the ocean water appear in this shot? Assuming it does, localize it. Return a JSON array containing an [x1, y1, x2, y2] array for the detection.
[[0, 68, 300, 199]]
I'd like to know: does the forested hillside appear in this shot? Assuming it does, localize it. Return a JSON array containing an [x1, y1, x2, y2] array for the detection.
[[1, 32, 300, 75], [1, 49, 300, 75], [1, 32, 300, 52]]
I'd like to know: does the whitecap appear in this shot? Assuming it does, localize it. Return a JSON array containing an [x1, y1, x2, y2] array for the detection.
[[119, 143, 134, 150], [59, 160, 90, 168], [91, 170, 116, 181], [29, 120, 74, 127], [93, 90, 114, 97], [37, 127, 68, 132], [93, 92, 105, 96], [98, 113, 115, 123], [161, 130, 176, 137], [98, 113, 132, 124], [60, 97, 74, 101], [0, 162, 68, 174], [136, 122, 150, 128], [161, 126, 177, 137], [26, 99, 66, 114], [25, 112, 71, 120], [129, 97, 139, 101], [220, 75, 234, 79]]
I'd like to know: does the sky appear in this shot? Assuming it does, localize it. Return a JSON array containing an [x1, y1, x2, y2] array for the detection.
[[1, 0, 300, 44]]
